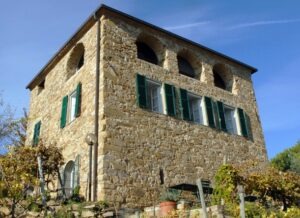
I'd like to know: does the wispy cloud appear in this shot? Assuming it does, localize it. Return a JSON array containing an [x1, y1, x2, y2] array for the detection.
[[229, 19, 300, 30], [164, 21, 211, 30]]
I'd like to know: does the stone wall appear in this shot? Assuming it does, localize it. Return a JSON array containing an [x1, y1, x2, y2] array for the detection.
[[26, 10, 267, 208], [99, 13, 267, 207], [26, 22, 103, 199]]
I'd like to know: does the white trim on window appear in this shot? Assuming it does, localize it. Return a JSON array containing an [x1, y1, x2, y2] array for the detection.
[[146, 79, 164, 114], [187, 93, 204, 125], [224, 105, 238, 134]]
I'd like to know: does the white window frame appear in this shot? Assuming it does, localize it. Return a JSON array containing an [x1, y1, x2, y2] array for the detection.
[[187, 93, 204, 125], [224, 105, 238, 134], [146, 79, 164, 114]]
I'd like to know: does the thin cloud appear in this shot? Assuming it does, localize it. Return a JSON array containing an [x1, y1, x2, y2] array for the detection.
[[164, 21, 211, 30], [229, 19, 300, 30]]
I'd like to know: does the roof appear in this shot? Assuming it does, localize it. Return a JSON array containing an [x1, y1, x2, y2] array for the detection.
[[26, 4, 257, 90]]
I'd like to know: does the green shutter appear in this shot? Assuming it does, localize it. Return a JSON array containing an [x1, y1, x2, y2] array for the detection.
[[75, 83, 82, 117], [33, 121, 41, 146], [238, 108, 248, 138], [212, 101, 221, 129], [60, 96, 68, 129], [164, 83, 176, 116], [217, 101, 227, 131], [136, 74, 147, 108], [245, 113, 253, 140], [180, 89, 191, 121], [205, 97, 215, 128]]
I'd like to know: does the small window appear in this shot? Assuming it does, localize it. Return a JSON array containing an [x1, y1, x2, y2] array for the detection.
[[66, 43, 85, 80], [76, 52, 84, 71], [224, 105, 238, 134], [213, 64, 233, 92], [60, 83, 82, 128], [69, 91, 77, 122], [188, 94, 204, 124], [146, 80, 163, 113], [178, 56, 195, 78], [37, 80, 45, 95], [213, 71, 226, 90], [136, 42, 158, 65], [32, 121, 41, 146]]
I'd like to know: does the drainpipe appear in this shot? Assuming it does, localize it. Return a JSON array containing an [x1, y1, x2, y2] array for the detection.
[[93, 13, 101, 201]]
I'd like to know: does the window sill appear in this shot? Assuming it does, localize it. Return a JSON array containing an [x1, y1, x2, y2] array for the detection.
[[138, 106, 253, 142]]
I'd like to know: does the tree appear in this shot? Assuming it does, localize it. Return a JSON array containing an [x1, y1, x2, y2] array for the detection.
[[0, 146, 38, 217], [271, 141, 300, 174], [0, 142, 64, 217], [212, 163, 300, 216], [0, 94, 28, 151], [0, 95, 15, 150]]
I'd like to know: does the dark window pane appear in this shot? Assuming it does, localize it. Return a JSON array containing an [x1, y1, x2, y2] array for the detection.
[[213, 70, 226, 90], [76, 53, 84, 70], [136, 42, 158, 65], [178, 56, 195, 78]]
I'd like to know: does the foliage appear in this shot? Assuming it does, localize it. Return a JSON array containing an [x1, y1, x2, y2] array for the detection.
[[70, 186, 85, 203], [0, 146, 39, 217], [37, 141, 64, 189], [0, 94, 15, 149], [95, 200, 109, 211], [159, 188, 181, 202], [271, 141, 300, 174], [246, 166, 300, 210], [0, 141, 64, 217], [212, 163, 300, 216], [55, 206, 74, 218], [211, 164, 243, 210]]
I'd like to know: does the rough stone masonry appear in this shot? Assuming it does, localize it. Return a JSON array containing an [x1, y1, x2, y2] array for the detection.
[[26, 5, 267, 208]]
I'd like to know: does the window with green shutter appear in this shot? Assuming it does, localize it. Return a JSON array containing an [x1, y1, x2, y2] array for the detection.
[[60, 96, 68, 129], [205, 97, 215, 128], [136, 74, 147, 108], [32, 121, 41, 146], [75, 83, 81, 117], [245, 113, 253, 140], [238, 108, 248, 138], [217, 101, 227, 131], [180, 89, 191, 121], [164, 83, 176, 116]]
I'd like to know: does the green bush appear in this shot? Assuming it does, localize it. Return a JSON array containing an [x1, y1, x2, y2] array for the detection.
[[159, 188, 181, 202], [55, 206, 73, 218]]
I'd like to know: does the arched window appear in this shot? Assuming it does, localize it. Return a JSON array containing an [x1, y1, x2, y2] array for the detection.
[[76, 52, 84, 71], [213, 64, 233, 92], [213, 70, 226, 90], [136, 41, 158, 65], [177, 56, 195, 78], [64, 161, 75, 198], [66, 43, 85, 80]]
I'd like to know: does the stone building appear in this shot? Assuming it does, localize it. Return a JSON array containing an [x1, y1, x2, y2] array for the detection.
[[26, 5, 267, 207]]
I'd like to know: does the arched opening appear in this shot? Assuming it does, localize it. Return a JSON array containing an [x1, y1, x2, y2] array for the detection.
[[66, 43, 85, 80], [76, 52, 84, 71], [64, 161, 75, 198], [135, 33, 164, 66], [213, 64, 233, 92], [177, 55, 195, 78], [213, 71, 226, 90], [136, 41, 158, 65]]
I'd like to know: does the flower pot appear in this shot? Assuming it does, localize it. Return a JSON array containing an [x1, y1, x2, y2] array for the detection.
[[159, 201, 177, 217]]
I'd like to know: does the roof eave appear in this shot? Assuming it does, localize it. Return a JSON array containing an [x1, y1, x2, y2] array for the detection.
[[26, 4, 257, 90]]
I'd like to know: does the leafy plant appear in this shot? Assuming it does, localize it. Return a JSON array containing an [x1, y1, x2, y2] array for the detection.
[[159, 188, 180, 202]]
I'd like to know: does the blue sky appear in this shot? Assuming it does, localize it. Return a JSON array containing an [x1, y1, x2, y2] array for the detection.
[[1, 0, 299, 158]]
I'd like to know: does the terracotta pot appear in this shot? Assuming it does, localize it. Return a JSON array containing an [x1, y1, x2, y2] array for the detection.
[[159, 201, 177, 217]]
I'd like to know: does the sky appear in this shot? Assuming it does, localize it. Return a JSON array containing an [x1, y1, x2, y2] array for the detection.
[[0, 0, 299, 158]]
